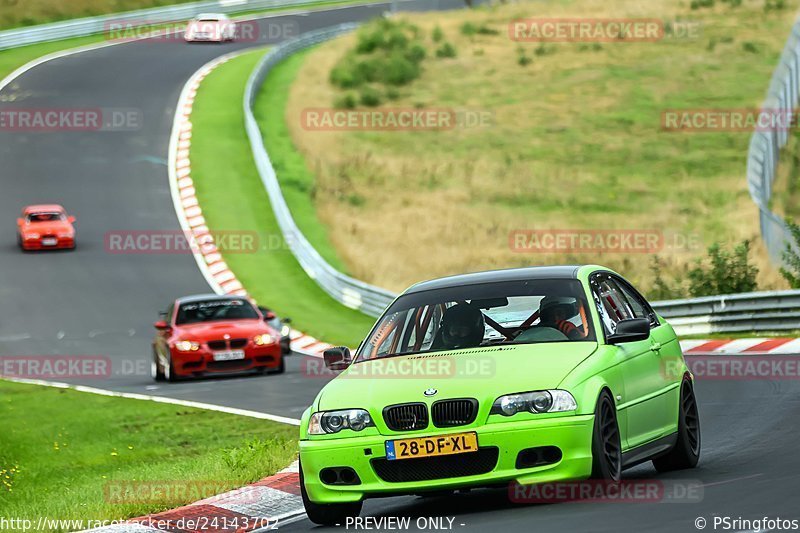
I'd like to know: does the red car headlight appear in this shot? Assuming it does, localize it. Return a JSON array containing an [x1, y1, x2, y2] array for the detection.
[[253, 334, 274, 346]]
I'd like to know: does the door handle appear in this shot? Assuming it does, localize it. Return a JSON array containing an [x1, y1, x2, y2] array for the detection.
[[650, 342, 662, 352]]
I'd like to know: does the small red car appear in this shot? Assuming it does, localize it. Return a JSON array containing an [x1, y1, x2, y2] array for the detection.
[[17, 204, 76, 250], [152, 294, 285, 381]]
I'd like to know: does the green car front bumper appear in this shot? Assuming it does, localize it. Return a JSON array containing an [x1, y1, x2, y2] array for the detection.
[[300, 414, 595, 503]]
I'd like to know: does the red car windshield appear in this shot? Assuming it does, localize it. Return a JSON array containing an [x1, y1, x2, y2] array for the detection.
[[176, 299, 259, 325], [27, 212, 64, 222], [356, 279, 595, 361]]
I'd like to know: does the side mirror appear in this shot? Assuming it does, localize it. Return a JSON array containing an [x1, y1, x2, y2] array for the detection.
[[67, 216, 76, 224], [323, 346, 352, 371], [607, 318, 650, 344], [154, 320, 170, 331], [283, 317, 292, 324], [264, 311, 276, 320]]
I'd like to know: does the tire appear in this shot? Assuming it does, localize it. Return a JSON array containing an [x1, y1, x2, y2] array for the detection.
[[653, 378, 700, 472], [164, 353, 178, 382], [151, 350, 165, 382], [590, 390, 622, 481], [268, 356, 286, 375], [300, 461, 362, 526]]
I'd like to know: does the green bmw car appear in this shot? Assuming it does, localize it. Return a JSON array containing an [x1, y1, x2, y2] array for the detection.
[[299, 265, 700, 525]]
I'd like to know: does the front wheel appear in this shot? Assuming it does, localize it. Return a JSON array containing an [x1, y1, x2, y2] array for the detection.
[[653, 378, 700, 472], [269, 356, 286, 375], [300, 461, 362, 526], [151, 349, 165, 382], [590, 391, 622, 481]]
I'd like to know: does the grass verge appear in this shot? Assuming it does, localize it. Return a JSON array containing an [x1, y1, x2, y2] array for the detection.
[[188, 49, 375, 347], [283, 0, 795, 297], [0, 380, 297, 523]]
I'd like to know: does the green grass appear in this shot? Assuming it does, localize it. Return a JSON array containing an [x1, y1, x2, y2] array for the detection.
[[253, 49, 351, 272], [0, 380, 297, 524], [189, 50, 375, 347]]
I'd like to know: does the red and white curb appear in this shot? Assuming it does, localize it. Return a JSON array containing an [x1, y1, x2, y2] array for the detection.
[[167, 52, 336, 360], [87, 461, 303, 532], [680, 338, 800, 355]]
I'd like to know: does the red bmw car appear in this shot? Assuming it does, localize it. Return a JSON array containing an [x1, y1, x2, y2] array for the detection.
[[17, 204, 76, 250], [152, 294, 285, 382]]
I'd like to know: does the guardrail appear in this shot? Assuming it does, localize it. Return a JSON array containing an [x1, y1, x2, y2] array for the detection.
[[653, 290, 800, 335], [746, 19, 800, 262], [0, 0, 345, 50], [243, 25, 800, 334], [243, 23, 397, 317]]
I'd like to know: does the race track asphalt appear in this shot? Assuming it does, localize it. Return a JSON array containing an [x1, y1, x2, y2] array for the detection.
[[1, 1, 798, 530], [0, 0, 470, 420]]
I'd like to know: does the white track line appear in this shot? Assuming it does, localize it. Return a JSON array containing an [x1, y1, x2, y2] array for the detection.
[[4, 376, 301, 424]]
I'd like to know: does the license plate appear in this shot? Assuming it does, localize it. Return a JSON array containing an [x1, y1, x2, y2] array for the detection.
[[42, 238, 57, 246], [213, 350, 245, 361], [385, 432, 478, 461]]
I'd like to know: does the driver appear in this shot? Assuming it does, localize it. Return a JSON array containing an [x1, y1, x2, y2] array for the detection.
[[440, 303, 485, 350], [539, 296, 583, 339]]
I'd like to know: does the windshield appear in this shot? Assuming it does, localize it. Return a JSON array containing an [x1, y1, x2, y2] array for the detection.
[[27, 212, 64, 222], [175, 298, 259, 325], [356, 279, 595, 361]]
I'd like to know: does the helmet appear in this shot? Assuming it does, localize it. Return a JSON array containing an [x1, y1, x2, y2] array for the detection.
[[440, 304, 485, 349], [539, 296, 579, 321]]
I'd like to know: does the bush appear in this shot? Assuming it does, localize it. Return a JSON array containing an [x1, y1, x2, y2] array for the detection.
[[383, 51, 421, 85], [359, 86, 383, 107], [687, 241, 759, 296], [385, 87, 401, 100], [517, 53, 532, 66], [334, 92, 357, 109], [648, 257, 688, 300], [432, 25, 444, 42], [742, 41, 759, 54], [405, 42, 427, 62], [780, 219, 800, 288], [690, 0, 714, 8], [436, 42, 457, 58], [460, 22, 477, 36], [330, 58, 362, 89]]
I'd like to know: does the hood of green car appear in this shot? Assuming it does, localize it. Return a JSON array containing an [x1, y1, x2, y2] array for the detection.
[[316, 341, 598, 412]]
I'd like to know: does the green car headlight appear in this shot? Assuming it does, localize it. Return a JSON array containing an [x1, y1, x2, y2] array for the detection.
[[491, 390, 577, 416], [308, 409, 374, 435]]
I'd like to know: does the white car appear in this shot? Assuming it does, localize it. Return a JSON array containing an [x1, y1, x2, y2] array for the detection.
[[184, 13, 236, 42]]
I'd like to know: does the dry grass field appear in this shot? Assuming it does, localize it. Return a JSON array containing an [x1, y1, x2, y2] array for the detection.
[[280, 0, 794, 296]]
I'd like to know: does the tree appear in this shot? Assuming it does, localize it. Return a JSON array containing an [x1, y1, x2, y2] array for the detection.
[[780, 218, 800, 288]]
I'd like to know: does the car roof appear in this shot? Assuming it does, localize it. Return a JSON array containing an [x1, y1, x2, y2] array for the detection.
[[404, 265, 583, 294], [176, 294, 248, 304], [24, 204, 64, 213]]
